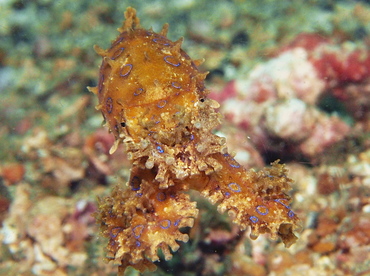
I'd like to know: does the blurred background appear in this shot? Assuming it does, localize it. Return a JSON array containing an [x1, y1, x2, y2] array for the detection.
[[0, 0, 369, 275]]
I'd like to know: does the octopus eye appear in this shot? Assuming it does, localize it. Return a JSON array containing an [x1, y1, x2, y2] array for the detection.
[[121, 122, 126, 127], [200, 98, 205, 102]]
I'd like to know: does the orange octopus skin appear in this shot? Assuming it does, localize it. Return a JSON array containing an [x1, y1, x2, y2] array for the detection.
[[89, 7, 300, 274]]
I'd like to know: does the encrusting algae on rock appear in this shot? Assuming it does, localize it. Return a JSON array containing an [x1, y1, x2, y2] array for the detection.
[[88, 7, 300, 274]]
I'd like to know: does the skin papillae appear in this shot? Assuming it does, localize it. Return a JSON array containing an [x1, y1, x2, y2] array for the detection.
[[88, 7, 300, 274]]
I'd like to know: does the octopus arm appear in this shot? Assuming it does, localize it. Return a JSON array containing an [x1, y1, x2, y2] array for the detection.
[[195, 156, 300, 247], [96, 166, 198, 273]]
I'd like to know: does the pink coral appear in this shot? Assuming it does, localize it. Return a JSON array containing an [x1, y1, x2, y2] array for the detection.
[[217, 33, 370, 161]]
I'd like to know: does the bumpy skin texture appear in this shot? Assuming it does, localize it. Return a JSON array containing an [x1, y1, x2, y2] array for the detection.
[[89, 7, 300, 274]]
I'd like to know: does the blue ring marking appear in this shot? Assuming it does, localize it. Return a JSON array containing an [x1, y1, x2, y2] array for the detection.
[[225, 192, 231, 197], [132, 225, 144, 239], [223, 154, 241, 168], [157, 100, 167, 108], [157, 192, 166, 201], [288, 210, 295, 218], [106, 97, 113, 114], [164, 56, 180, 67], [130, 176, 141, 191], [111, 47, 125, 60], [250, 216, 259, 223], [134, 88, 144, 96], [110, 227, 122, 238], [274, 199, 291, 209], [151, 115, 160, 124], [171, 81, 182, 89], [228, 182, 241, 193], [113, 124, 119, 133], [136, 193, 143, 197], [256, 205, 269, 215], [174, 219, 181, 227], [190, 134, 194, 141], [111, 37, 124, 48], [136, 241, 141, 247], [120, 64, 133, 77], [98, 74, 104, 94], [153, 38, 170, 46], [109, 239, 116, 247], [160, 219, 171, 229], [156, 145, 164, 153]]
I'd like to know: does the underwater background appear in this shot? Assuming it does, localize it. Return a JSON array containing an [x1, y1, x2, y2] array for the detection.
[[0, 0, 369, 275]]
